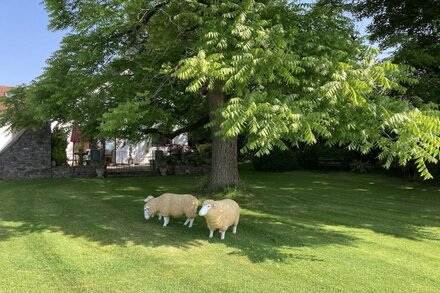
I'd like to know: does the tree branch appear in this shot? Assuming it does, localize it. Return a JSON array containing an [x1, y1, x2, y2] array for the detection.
[[127, 1, 171, 46], [140, 114, 210, 139], [138, 1, 171, 25]]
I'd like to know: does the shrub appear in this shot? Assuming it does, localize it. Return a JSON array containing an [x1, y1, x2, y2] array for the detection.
[[165, 155, 179, 165], [252, 148, 300, 172], [196, 143, 212, 159], [350, 160, 372, 174], [185, 153, 207, 166], [296, 144, 349, 169], [51, 127, 68, 166]]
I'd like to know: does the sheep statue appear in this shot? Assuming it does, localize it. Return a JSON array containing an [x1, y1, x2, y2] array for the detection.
[[144, 193, 199, 228], [198, 199, 240, 240]]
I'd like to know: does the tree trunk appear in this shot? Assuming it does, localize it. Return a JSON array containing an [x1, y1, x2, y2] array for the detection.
[[207, 85, 240, 190]]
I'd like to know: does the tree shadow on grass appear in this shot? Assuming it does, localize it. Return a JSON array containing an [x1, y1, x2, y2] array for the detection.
[[236, 170, 440, 242], [218, 214, 353, 263], [0, 172, 439, 263], [0, 176, 360, 263]]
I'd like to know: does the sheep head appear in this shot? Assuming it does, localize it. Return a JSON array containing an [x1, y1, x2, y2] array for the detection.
[[144, 195, 155, 220], [199, 200, 216, 216]]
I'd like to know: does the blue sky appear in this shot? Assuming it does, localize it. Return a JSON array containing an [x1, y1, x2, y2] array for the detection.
[[0, 1, 64, 86], [0, 1, 388, 87]]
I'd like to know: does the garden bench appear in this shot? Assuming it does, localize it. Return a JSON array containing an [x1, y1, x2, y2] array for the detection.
[[317, 157, 344, 168]]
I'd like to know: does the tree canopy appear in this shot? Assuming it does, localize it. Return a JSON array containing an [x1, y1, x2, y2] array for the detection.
[[347, 0, 440, 104], [1, 0, 439, 184]]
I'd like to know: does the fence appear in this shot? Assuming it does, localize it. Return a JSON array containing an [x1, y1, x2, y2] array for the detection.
[[105, 164, 154, 177], [105, 146, 170, 176]]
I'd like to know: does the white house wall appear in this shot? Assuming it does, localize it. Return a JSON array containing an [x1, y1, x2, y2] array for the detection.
[[116, 142, 167, 164], [116, 133, 188, 165], [172, 133, 188, 145], [116, 141, 153, 164]]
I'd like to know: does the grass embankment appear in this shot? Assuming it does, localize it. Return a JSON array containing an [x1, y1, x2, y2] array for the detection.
[[0, 169, 439, 292]]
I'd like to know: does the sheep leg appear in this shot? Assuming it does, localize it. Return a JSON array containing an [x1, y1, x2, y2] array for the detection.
[[209, 230, 214, 238], [232, 225, 237, 234], [188, 218, 194, 228], [183, 218, 190, 226], [163, 216, 170, 227], [158, 214, 162, 220], [220, 231, 226, 240]]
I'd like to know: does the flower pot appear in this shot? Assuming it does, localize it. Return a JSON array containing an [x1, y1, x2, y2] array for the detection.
[[158, 167, 167, 176], [96, 168, 105, 178]]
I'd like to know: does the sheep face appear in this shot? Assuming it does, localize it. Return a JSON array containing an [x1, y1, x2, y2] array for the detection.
[[144, 205, 153, 220], [199, 201, 215, 216], [144, 196, 155, 220]]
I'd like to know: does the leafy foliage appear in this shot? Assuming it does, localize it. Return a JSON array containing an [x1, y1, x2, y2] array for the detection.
[[347, 0, 440, 104], [173, 1, 440, 179], [51, 127, 68, 166], [1, 0, 439, 180], [0, 86, 47, 131], [252, 147, 300, 172]]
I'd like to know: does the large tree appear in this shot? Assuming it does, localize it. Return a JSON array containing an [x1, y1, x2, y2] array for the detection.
[[1, 0, 439, 188], [346, 0, 440, 104]]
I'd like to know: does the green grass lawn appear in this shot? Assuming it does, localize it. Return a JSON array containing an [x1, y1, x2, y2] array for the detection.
[[0, 168, 439, 292]]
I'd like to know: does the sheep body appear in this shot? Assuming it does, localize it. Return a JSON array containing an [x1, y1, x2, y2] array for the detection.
[[199, 199, 240, 239], [144, 193, 198, 227]]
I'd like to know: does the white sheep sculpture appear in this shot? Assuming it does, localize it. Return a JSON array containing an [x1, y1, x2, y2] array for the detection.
[[198, 199, 240, 240], [144, 193, 199, 228]]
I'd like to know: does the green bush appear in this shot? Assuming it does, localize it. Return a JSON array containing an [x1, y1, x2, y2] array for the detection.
[[185, 153, 207, 166], [165, 155, 179, 165], [51, 127, 68, 166], [252, 148, 300, 172], [196, 143, 212, 159], [296, 144, 348, 169], [350, 160, 372, 174]]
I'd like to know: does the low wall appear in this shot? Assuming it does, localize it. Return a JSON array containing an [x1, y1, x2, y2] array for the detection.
[[51, 166, 97, 178], [52, 164, 209, 178], [174, 164, 210, 175]]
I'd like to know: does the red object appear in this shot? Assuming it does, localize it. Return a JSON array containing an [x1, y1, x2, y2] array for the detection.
[[70, 124, 81, 143]]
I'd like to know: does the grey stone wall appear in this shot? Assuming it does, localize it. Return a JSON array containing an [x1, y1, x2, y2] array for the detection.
[[0, 126, 52, 179], [174, 164, 210, 175]]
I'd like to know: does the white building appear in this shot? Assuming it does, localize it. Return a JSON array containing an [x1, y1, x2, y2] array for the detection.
[[0, 126, 13, 152], [0, 86, 13, 152], [113, 133, 188, 165]]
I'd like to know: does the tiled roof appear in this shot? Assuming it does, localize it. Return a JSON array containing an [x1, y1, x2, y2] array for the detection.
[[0, 86, 12, 97], [0, 86, 13, 111]]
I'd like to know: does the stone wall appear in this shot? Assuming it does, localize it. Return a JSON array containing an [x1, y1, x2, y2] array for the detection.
[[0, 126, 52, 179], [51, 166, 97, 178], [174, 164, 210, 175]]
